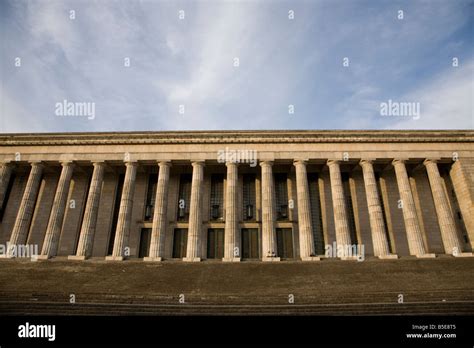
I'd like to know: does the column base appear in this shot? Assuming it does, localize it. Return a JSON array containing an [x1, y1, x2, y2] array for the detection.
[[143, 257, 163, 262], [105, 256, 125, 261], [68, 255, 88, 261], [341, 256, 360, 261], [378, 254, 399, 260], [0, 254, 15, 259], [416, 253, 436, 258], [301, 256, 321, 261], [183, 257, 201, 262], [222, 257, 241, 262], [36, 254, 52, 260], [262, 257, 281, 262], [453, 252, 473, 257]]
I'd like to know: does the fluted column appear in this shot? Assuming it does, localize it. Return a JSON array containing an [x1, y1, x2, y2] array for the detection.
[[7, 162, 43, 256], [223, 162, 240, 262], [260, 161, 279, 261], [39, 161, 75, 259], [327, 160, 352, 258], [184, 161, 204, 262], [0, 162, 13, 212], [424, 159, 470, 256], [294, 160, 319, 261], [360, 160, 397, 259], [449, 160, 474, 251], [69, 161, 105, 260], [107, 161, 138, 261], [392, 159, 434, 258], [145, 161, 171, 262]]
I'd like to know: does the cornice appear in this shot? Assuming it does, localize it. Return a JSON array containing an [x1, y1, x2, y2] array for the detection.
[[0, 130, 472, 146]]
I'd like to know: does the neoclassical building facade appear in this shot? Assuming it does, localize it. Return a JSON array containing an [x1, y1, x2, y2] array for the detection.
[[0, 130, 472, 261]]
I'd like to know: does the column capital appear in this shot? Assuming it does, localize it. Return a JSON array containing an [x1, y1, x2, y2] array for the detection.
[[392, 158, 407, 166], [359, 159, 374, 166], [91, 160, 106, 166], [423, 158, 440, 165], [293, 159, 308, 166], [191, 160, 205, 168], [259, 160, 273, 167], [158, 161, 171, 168], [327, 159, 340, 166], [124, 161, 138, 167], [29, 161, 44, 168], [60, 160, 75, 167], [225, 161, 238, 168]]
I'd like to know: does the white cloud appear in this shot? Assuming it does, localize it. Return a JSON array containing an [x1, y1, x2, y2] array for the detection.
[[388, 59, 473, 129], [1, 0, 472, 132]]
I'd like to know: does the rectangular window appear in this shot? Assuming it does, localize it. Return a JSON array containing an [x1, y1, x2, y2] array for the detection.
[[242, 174, 256, 221], [144, 174, 158, 221], [241, 228, 259, 259], [276, 228, 294, 258], [210, 174, 224, 221], [275, 173, 289, 221], [207, 228, 225, 259], [138, 228, 152, 258], [172, 229, 188, 258], [177, 174, 192, 221]]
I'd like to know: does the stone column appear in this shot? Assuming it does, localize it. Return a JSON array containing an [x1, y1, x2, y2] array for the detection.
[[39, 161, 75, 259], [0, 162, 13, 212], [223, 162, 240, 262], [145, 161, 171, 262], [107, 161, 138, 261], [360, 160, 397, 259], [392, 159, 434, 258], [424, 159, 471, 257], [8, 162, 43, 256], [294, 160, 319, 261], [184, 161, 204, 262], [327, 160, 353, 258], [69, 161, 105, 260], [260, 161, 279, 261], [449, 160, 474, 251]]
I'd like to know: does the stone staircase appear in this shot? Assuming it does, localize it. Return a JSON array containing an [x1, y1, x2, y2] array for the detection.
[[0, 256, 473, 315]]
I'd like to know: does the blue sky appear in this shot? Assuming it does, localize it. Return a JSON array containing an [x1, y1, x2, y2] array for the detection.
[[1, 0, 473, 133]]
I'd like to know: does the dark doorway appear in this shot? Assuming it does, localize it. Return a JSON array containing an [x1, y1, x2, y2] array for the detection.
[[277, 228, 294, 259], [138, 228, 152, 258], [172, 229, 188, 258], [241, 228, 259, 259], [207, 228, 224, 259]]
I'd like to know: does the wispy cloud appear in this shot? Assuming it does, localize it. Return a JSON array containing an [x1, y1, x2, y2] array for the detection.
[[1, 0, 472, 133], [387, 59, 474, 129]]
